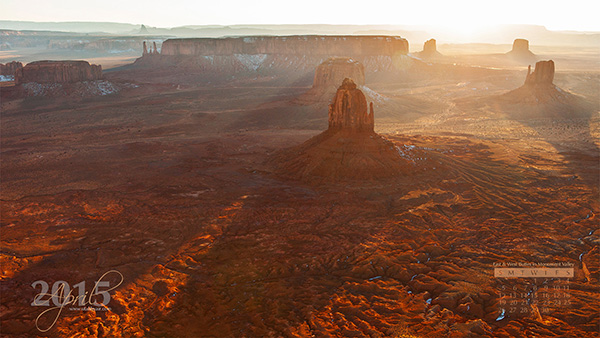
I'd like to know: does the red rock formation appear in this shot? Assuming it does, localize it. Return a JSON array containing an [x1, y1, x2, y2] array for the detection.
[[418, 39, 442, 59], [313, 58, 365, 90], [143, 41, 148, 55], [160, 36, 409, 57], [499, 60, 593, 117], [424, 39, 436, 54], [271, 78, 412, 182], [0, 61, 23, 76], [153, 42, 158, 54], [506, 38, 535, 61], [328, 78, 374, 132], [15, 61, 102, 85], [295, 58, 386, 105], [512, 39, 529, 53], [416, 38, 442, 59], [133, 36, 410, 81], [524, 60, 555, 86]]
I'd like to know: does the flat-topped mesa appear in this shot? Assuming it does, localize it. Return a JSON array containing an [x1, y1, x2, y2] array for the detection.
[[160, 36, 408, 56], [511, 39, 529, 53], [524, 60, 555, 87], [507, 38, 535, 60], [313, 58, 365, 90], [0, 61, 23, 76], [134, 36, 409, 79], [328, 78, 374, 133], [15, 61, 102, 85]]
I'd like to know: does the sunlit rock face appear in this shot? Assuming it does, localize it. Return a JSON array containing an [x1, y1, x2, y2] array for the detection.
[[524, 60, 555, 87], [328, 78, 374, 133], [15, 60, 102, 85]]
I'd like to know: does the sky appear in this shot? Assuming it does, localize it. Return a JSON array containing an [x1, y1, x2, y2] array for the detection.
[[1, 0, 598, 32]]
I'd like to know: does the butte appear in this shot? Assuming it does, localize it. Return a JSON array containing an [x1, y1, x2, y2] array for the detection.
[[270, 78, 412, 183], [497, 60, 593, 118], [506, 38, 536, 63]]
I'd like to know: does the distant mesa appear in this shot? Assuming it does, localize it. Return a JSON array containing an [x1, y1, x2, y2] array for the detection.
[[506, 38, 536, 62], [132, 36, 410, 83], [417, 39, 442, 59], [511, 39, 530, 53], [297, 57, 367, 103], [295, 57, 389, 108], [15, 60, 102, 85], [271, 78, 411, 182], [499, 60, 592, 117], [8, 60, 127, 98], [159, 36, 408, 57], [0, 61, 23, 76]]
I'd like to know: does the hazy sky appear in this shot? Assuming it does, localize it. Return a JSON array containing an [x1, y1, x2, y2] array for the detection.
[[1, 0, 598, 31]]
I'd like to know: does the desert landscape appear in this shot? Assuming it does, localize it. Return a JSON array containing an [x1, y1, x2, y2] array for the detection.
[[0, 6, 599, 338]]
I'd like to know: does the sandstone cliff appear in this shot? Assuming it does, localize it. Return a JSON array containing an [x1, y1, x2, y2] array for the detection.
[[160, 36, 408, 56], [328, 78, 373, 132], [0, 61, 23, 76], [15, 61, 102, 85], [133, 35, 411, 82]]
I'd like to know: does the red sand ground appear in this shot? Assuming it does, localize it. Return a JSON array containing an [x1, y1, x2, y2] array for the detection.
[[1, 60, 598, 337]]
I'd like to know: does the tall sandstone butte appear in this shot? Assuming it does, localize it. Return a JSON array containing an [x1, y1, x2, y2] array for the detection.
[[499, 59, 592, 117], [328, 78, 374, 132], [15, 61, 102, 85], [418, 39, 441, 58], [270, 77, 410, 182], [524, 60, 555, 86]]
